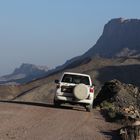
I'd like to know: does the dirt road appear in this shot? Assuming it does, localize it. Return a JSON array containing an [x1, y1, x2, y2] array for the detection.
[[0, 102, 120, 140]]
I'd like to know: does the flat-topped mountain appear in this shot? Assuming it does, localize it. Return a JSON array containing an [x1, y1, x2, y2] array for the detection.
[[52, 18, 140, 73], [84, 18, 140, 58], [0, 63, 49, 85]]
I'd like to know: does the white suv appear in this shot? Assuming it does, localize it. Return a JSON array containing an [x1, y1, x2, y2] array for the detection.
[[54, 72, 94, 112]]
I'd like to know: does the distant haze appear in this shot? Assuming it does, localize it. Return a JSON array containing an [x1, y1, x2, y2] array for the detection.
[[0, 0, 140, 76]]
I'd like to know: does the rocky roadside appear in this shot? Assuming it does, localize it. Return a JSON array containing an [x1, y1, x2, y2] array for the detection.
[[94, 79, 140, 139]]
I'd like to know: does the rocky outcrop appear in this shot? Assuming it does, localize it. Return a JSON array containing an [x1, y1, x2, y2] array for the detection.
[[94, 79, 140, 122]]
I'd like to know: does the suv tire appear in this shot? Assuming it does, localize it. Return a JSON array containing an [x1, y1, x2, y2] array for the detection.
[[85, 104, 92, 112], [54, 99, 61, 107]]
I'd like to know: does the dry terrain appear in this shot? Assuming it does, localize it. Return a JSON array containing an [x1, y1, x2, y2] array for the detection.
[[1, 57, 140, 102], [0, 102, 121, 140]]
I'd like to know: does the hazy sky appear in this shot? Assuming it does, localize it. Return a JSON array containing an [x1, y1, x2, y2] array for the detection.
[[0, 0, 140, 76]]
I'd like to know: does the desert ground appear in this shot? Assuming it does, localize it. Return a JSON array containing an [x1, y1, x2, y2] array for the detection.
[[0, 102, 121, 140]]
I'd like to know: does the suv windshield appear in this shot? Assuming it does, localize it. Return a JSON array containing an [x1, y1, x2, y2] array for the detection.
[[62, 74, 90, 85]]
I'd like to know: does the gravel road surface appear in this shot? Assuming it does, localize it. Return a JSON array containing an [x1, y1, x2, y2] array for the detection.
[[0, 102, 120, 140]]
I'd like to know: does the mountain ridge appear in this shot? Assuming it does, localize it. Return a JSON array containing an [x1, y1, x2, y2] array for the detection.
[[83, 18, 140, 58], [0, 63, 49, 85]]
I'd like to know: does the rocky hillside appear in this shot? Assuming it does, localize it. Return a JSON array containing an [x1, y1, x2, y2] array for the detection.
[[94, 79, 140, 123], [94, 80, 140, 139], [0, 63, 49, 85], [84, 18, 140, 58], [0, 57, 140, 102]]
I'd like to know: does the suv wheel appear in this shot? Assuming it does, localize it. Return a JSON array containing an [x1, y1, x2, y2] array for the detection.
[[54, 99, 61, 107], [85, 104, 92, 112]]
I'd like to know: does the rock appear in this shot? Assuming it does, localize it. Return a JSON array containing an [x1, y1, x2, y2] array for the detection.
[[94, 79, 140, 123]]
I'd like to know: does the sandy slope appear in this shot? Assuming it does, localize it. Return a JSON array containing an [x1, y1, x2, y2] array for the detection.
[[0, 57, 140, 102], [0, 102, 121, 140]]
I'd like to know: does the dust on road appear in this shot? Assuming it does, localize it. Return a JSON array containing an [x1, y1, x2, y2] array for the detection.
[[0, 102, 120, 140]]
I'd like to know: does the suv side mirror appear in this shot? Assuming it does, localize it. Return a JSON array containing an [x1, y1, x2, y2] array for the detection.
[[92, 83, 96, 86], [55, 80, 59, 84]]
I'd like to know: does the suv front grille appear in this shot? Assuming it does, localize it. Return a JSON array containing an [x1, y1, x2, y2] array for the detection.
[[61, 86, 75, 93]]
